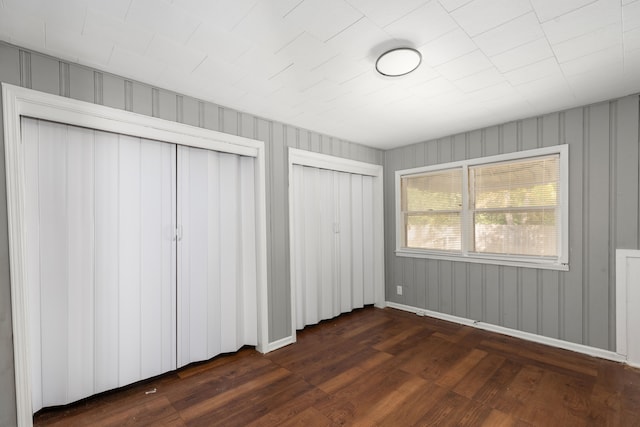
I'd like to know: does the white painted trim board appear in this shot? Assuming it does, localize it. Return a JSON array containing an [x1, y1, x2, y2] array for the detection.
[[386, 302, 627, 365], [616, 249, 640, 368]]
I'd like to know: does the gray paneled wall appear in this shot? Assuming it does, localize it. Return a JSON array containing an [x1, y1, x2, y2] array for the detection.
[[384, 95, 640, 354], [0, 41, 383, 426]]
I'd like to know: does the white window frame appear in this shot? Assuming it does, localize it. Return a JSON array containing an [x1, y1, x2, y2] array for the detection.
[[2, 83, 270, 427], [395, 145, 569, 271]]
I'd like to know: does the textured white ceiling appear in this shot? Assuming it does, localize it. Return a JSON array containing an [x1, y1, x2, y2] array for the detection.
[[1, 0, 639, 149]]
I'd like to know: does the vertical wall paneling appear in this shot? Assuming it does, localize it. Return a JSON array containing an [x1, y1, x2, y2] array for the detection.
[[102, 74, 125, 110], [180, 96, 198, 127], [502, 267, 518, 329], [132, 82, 152, 116], [384, 95, 640, 352], [59, 62, 70, 97], [19, 50, 32, 88], [0, 44, 20, 85], [200, 102, 217, 131], [222, 109, 238, 135], [30, 54, 58, 94], [615, 97, 640, 250], [454, 261, 467, 318], [124, 80, 133, 112], [562, 107, 584, 343], [68, 64, 94, 103], [587, 103, 611, 349], [93, 71, 103, 105]]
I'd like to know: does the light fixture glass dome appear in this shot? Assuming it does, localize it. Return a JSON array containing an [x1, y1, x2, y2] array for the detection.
[[375, 47, 422, 77]]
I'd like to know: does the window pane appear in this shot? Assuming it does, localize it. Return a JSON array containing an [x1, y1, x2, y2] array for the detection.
[[472, 155, 559, 209], [405, 213, 461, 251], [473, 210, 557, 256], [402, 168, 462, 212]]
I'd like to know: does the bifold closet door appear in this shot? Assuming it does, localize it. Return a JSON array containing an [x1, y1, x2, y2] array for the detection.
[[291, 165, 375, 330], [177, 146, 257, 367], [22, 118, 176, 412]]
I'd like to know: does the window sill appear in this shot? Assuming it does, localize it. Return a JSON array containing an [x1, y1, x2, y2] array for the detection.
[[395, 249, 569, 271]]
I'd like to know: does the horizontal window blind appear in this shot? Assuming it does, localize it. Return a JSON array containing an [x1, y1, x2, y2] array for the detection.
[[470, 155, 559, 257], [401, 168, 462, 251]]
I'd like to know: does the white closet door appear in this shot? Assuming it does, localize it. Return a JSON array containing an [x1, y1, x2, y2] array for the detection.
[[23, 118, 176, 411], [292, 165, 376, 330], [177, 146, 257, 368]]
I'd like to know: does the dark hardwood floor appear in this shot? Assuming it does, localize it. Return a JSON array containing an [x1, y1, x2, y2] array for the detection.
[[35, 307, 640, 426]]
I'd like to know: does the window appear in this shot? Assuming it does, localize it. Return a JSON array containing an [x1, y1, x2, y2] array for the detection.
[[396, 145, 568, 270]]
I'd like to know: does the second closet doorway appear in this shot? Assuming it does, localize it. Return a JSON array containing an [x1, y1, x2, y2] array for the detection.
[[288, 148, 385, 340]]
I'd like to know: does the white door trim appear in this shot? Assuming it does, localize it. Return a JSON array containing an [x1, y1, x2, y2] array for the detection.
[[2, 83, 270, 426], [616, 249, 640, 368], [286, 148, 385, 348]]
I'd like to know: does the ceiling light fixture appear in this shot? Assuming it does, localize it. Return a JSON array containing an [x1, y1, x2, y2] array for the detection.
[[375, 47, 422, 77]]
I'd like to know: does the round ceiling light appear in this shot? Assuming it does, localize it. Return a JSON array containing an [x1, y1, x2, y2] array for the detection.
[[375, 47, 422, 77]]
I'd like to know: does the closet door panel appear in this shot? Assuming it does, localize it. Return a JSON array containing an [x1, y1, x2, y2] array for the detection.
[[291, 165, 306, 330], [350, 174, 364, 309], [205, 152, 222, 358], [337, 171, 352, 313], [94, 131, 121, 394], [118, 135, 143, 386], [140, 140, 176, 378], [65, 125, 96, 403], [23, 118, 43, 411], [240, 156, 258, 344], [303, 167, 319, 326], [38, 120, 70, 407], [177, 147, 257, 367], [219, 152, 240, 352], [319, 169, 335, 321], [178, 146, 215, 365]]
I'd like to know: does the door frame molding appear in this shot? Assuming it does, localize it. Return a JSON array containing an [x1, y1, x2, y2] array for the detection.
[[283, 147, 385, 350], [2, 83, 270, 426], [616, 249, 640, 368]]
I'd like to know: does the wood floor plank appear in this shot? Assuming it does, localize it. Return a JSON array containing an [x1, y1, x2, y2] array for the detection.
[[453, 353, 506, 399], [481, 409, 518, 427], [377, 382, 449, 426], [33, 306, 640, 427], [350, 375, 427, 426], [435, 348, 488, 388], [276, 407, 332, 427], [178, 367, 291, 422], [245, 388, 328, 427], [316, 350, 393, 394]]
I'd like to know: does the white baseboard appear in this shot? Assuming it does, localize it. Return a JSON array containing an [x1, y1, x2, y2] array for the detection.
[[265, 335, 296, 353], [386, 301, 627, 364]]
